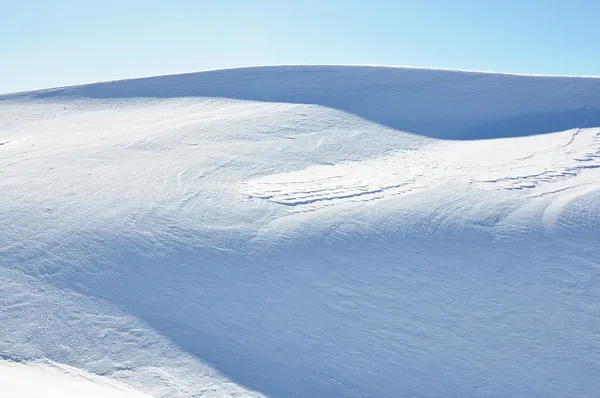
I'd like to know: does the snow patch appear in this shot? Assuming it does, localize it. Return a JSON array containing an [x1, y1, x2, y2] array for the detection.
[[244, 128, 600, 213], [0, 359, 151, 398]]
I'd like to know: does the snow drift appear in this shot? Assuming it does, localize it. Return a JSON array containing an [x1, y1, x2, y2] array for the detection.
[[1, 66, 600, 397]]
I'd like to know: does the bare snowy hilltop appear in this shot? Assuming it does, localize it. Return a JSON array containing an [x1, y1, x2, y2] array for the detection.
[[1, 65, 600, 397]]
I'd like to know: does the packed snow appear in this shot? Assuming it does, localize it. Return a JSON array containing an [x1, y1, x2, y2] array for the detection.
[[1, 66, 600, 397]]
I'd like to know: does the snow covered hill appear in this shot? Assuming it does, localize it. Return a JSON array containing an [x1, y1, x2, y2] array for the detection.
[[1, 66, 600, 397]]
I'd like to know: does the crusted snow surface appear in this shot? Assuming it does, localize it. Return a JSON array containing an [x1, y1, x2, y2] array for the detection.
[[1, 66, 600, 397]]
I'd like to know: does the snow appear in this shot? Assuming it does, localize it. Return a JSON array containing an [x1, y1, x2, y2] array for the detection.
[[1, 65, 600, 397], [0, 358, 150, 397]]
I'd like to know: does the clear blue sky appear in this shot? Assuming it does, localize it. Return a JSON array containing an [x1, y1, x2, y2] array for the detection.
[[2, 0, 599, 93]]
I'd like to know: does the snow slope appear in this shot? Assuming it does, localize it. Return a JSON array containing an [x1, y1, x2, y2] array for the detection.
[[1, 66, 600, 397], [0, 358, 150, 397]]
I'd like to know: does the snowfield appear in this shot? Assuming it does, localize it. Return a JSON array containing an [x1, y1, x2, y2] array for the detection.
[[1, 66, 600, 397]]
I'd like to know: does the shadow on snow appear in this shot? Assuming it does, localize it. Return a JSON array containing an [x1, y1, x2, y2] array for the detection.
[[5, 65, 600, 140]]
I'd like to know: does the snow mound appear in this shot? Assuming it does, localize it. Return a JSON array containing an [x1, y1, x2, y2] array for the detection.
[[5, 65, 600, 139], [1, 66, 600, 397]]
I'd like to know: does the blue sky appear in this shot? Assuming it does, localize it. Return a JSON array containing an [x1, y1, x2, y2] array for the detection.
[[2, 0, 599, 93]]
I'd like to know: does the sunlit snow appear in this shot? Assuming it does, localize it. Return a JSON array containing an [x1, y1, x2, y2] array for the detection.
[[1, 66, 600, 397]]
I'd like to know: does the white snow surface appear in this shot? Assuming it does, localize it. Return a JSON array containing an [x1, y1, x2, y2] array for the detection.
[[1, 65, 600, 397], [0, 358, 150, 397]]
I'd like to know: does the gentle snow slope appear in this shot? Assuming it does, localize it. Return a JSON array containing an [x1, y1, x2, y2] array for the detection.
[[0, 359, 150, 398], [1, 66, 600, 397]]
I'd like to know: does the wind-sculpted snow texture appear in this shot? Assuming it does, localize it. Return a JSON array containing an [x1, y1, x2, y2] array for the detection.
[[1, 66, 600, 397]]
